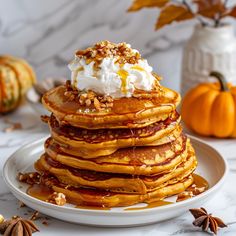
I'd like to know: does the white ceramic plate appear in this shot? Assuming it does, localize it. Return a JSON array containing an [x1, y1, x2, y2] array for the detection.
[[3, 136, 227, 227]]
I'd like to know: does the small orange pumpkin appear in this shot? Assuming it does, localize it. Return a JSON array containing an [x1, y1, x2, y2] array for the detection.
[[0, 55, 36, 113], [181, 71, 236, 138]]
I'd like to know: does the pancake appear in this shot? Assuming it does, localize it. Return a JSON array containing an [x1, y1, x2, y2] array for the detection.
[[42, 85, 180, 129], [19, 41, 202, 209], [51, 126, 182, 159], [35, 148, 197, 194], [40, 173, 194, 207], [49, 112, 182, 158], [44, 135, 190, 175]]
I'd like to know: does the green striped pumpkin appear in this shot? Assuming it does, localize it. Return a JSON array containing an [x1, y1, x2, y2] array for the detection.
[[0, 55, 36, 113]]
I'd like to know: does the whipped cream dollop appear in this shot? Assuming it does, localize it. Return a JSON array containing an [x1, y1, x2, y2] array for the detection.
[[68, 43, 157, 98]]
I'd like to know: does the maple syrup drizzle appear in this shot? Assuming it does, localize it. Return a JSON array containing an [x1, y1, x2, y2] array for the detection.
[[176, 174, 209, 202], [27, 184, 111, 210], [117, 69, 128, 94], [192, 173, 209, 189], [131, 65, 145, 72], [71, 67, 85, 88], [125, 200, 172, 211], [76, 205, 110, 210], [26, 174, 208, 210], [27, 184, 53, 201]]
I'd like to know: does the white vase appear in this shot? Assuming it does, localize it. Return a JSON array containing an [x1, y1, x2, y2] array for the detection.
[[181, 24, 236, 96]]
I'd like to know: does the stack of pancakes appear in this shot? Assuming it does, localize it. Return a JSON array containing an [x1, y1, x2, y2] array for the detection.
[[35, 81, 197, 207]]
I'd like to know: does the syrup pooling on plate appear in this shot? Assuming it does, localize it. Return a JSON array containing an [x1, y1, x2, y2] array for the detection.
[[176, 174, 209, 202], [76, 205, 111, 210], [125, 200, 172, 211], [27, 184, 53, 201], [18, 40, 208, 208], [25, 173, 208, 209]]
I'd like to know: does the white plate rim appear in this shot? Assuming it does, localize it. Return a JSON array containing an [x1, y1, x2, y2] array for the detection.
[[3, 135, 228, 215]]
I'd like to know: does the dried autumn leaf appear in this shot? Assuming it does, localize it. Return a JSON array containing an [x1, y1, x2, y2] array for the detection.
[[195, 0, 221, 11], [199, 6, 226, 19], [156, 4, 194, 29], [128, 0, 169, 11], [228, 6, 236, 17], [195, 0, 226, 19]]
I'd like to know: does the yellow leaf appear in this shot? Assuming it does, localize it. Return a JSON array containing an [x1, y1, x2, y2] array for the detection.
[[156, 4, 194, 29], [128, 0, 169, 12]]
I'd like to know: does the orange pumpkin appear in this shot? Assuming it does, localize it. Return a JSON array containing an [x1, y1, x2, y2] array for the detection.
[[181, 71, 236, 138], [0, 55, 36, 113]]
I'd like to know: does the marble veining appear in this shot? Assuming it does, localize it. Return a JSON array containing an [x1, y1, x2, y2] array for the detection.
[[1, 0, 236, 91], [0, 0, 203, 92]]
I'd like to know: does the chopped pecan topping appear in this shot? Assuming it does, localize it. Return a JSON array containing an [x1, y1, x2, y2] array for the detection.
[[30, 211, 39, 221], [79, 91, 113, 111], [18, 172, 41, 185], [64, 80, 113, 111], [3, 122, 22, 133], [177, 183, 207, 202], [47, 192, 66, 206], [40, 115, 50, 123], [65, 79, 73, 91], [75, 41, 141, 68], [42, 221, 48, 226], [19, 201, 26, 208]]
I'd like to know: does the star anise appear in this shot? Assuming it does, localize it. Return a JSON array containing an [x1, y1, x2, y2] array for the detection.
[[189, 207, 227, 235], [0, 216, 39, 236]]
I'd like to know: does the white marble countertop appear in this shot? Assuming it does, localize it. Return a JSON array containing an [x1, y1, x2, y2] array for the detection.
[[0, 103, 236, 236]]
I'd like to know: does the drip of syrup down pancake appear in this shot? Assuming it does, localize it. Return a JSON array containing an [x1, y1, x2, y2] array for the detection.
[[125, 173, 209, 211], [26, 174, 208, 210]]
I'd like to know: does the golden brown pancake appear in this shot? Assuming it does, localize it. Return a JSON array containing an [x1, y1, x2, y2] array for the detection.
[[40, 173, 194, 207], [42, 85, 180, 129], [20, 41, 201, 209], [44, 135, 190, 175], [51, 126, 182, 159], [49, 112, 182, 158], [35, 149, 197, 194]]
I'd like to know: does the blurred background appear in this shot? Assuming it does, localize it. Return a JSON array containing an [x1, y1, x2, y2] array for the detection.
[[0, 0, 208, 92], [1, 0, 236, 92]]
